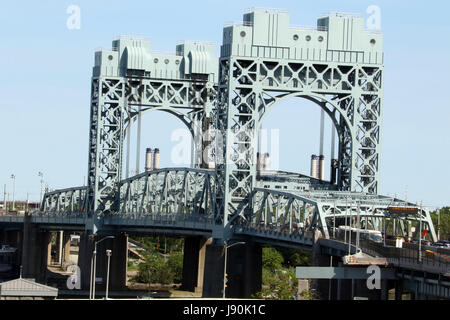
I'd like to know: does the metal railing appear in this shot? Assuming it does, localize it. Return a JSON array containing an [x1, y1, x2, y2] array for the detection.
[[330, 231, 450, 273]]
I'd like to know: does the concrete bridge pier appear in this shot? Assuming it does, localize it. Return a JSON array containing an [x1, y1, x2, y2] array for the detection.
[[77, 233, 93, 290], [1, 229, 21, 248], [21, 214, 50, 282], [0, 228, 23, 276], [62, 232, 71, 266], [201, 241, 262, 298], [181, 236, 210, 293], [54, 231, 70, 266], [77, 232, 128, 293]]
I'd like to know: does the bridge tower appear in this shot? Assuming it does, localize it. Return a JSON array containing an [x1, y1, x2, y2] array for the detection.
[[85, 38, 218, 233], [216, 9, 384, 231]]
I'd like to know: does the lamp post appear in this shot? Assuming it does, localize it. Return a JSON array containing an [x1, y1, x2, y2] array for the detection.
[[437, 208, 440, 241], [3, 184, 6, 215], [90, 235, 115, 300], [10, 174, 15, 211], [105, 249, 112, 300], [223, 241, 245, 299], [38, 172, 44, 205], [418, 202, 422, 262]]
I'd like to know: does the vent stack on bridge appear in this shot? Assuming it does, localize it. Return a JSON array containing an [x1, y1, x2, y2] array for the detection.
[[145, 148, 153, 171], [153, 148, 160, 170], [263, 153, 270, 171], [318, 155, 325, 180], [310, 155, 319, 179]]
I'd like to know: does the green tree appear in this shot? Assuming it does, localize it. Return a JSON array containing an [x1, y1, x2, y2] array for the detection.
[[254, 270, 297, 300], [262, 247, 284, 272], [135, 243, 173, 285], [277, 247, 311, 267], [430, 207, 450, 240], [167, 252, 183, 283]]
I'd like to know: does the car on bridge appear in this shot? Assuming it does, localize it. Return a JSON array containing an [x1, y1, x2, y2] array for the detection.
[[432, 240, 450, 248]]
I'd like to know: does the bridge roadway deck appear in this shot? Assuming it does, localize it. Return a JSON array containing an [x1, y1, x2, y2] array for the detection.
[[0, 213, 315, 249], [1, 214, 447, 276], [327, 236, 450, 276]]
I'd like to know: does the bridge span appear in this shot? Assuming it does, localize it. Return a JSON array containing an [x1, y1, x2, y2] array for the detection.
[[0, 8, 446, 299]]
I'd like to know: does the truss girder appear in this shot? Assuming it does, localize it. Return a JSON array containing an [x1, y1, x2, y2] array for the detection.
[[117, 168, 217, 220], [245, 189, 437, 241], [41, 187, 87, 215]]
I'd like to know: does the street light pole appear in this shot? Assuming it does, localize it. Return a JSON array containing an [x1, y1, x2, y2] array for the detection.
[[105, 249, 112, 300], [418, 201, 422, 262], [222, 241, 245, 299], [10, 174, 15, 211], [437, 208, 440, 241], [223, 244, 228, 299], [89, 250, 94, 299], [3, 184, 6, 215], [38, 172, 44, 205], [90, 235, 115, 300]]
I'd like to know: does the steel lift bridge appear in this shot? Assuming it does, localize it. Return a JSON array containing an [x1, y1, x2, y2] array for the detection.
[[40, 8, 437, 248]]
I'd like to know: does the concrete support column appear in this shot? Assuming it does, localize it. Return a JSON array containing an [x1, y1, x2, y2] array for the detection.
[[201, 243, 224, 298], [181, 237, 209, 293], [77, 232, 128, 294], [47, 233, 53, 266], [21, 213, 50, 282], [77, 232, 94, 291], [227, 242, 262, 298], [109, 233, 128, 291], [55, 231, 63, 265], [95, 233, 128, 292], [202, 242, 262, 298], [63, 232, 71, 266], [394, 280, 403, 300]]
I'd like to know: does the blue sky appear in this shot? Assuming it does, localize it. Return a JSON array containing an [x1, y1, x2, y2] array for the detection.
[[0, 0, 449, 209]]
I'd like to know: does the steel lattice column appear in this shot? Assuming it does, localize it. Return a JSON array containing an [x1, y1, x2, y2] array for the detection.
[[86, 76, 126, 232]]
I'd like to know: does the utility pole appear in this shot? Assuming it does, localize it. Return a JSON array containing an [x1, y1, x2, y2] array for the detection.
[[437, 208, 440, 241], [10, 174, 15, 211], [418, 201, 422, 262], [3, 184, 6, 214], [38, 172, 44, 204], [105, 249, 112, 300]]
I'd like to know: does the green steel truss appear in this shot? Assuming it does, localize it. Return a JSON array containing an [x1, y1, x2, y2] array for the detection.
[[118, 167, 216, 218], [246, 188, 437, 241]]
